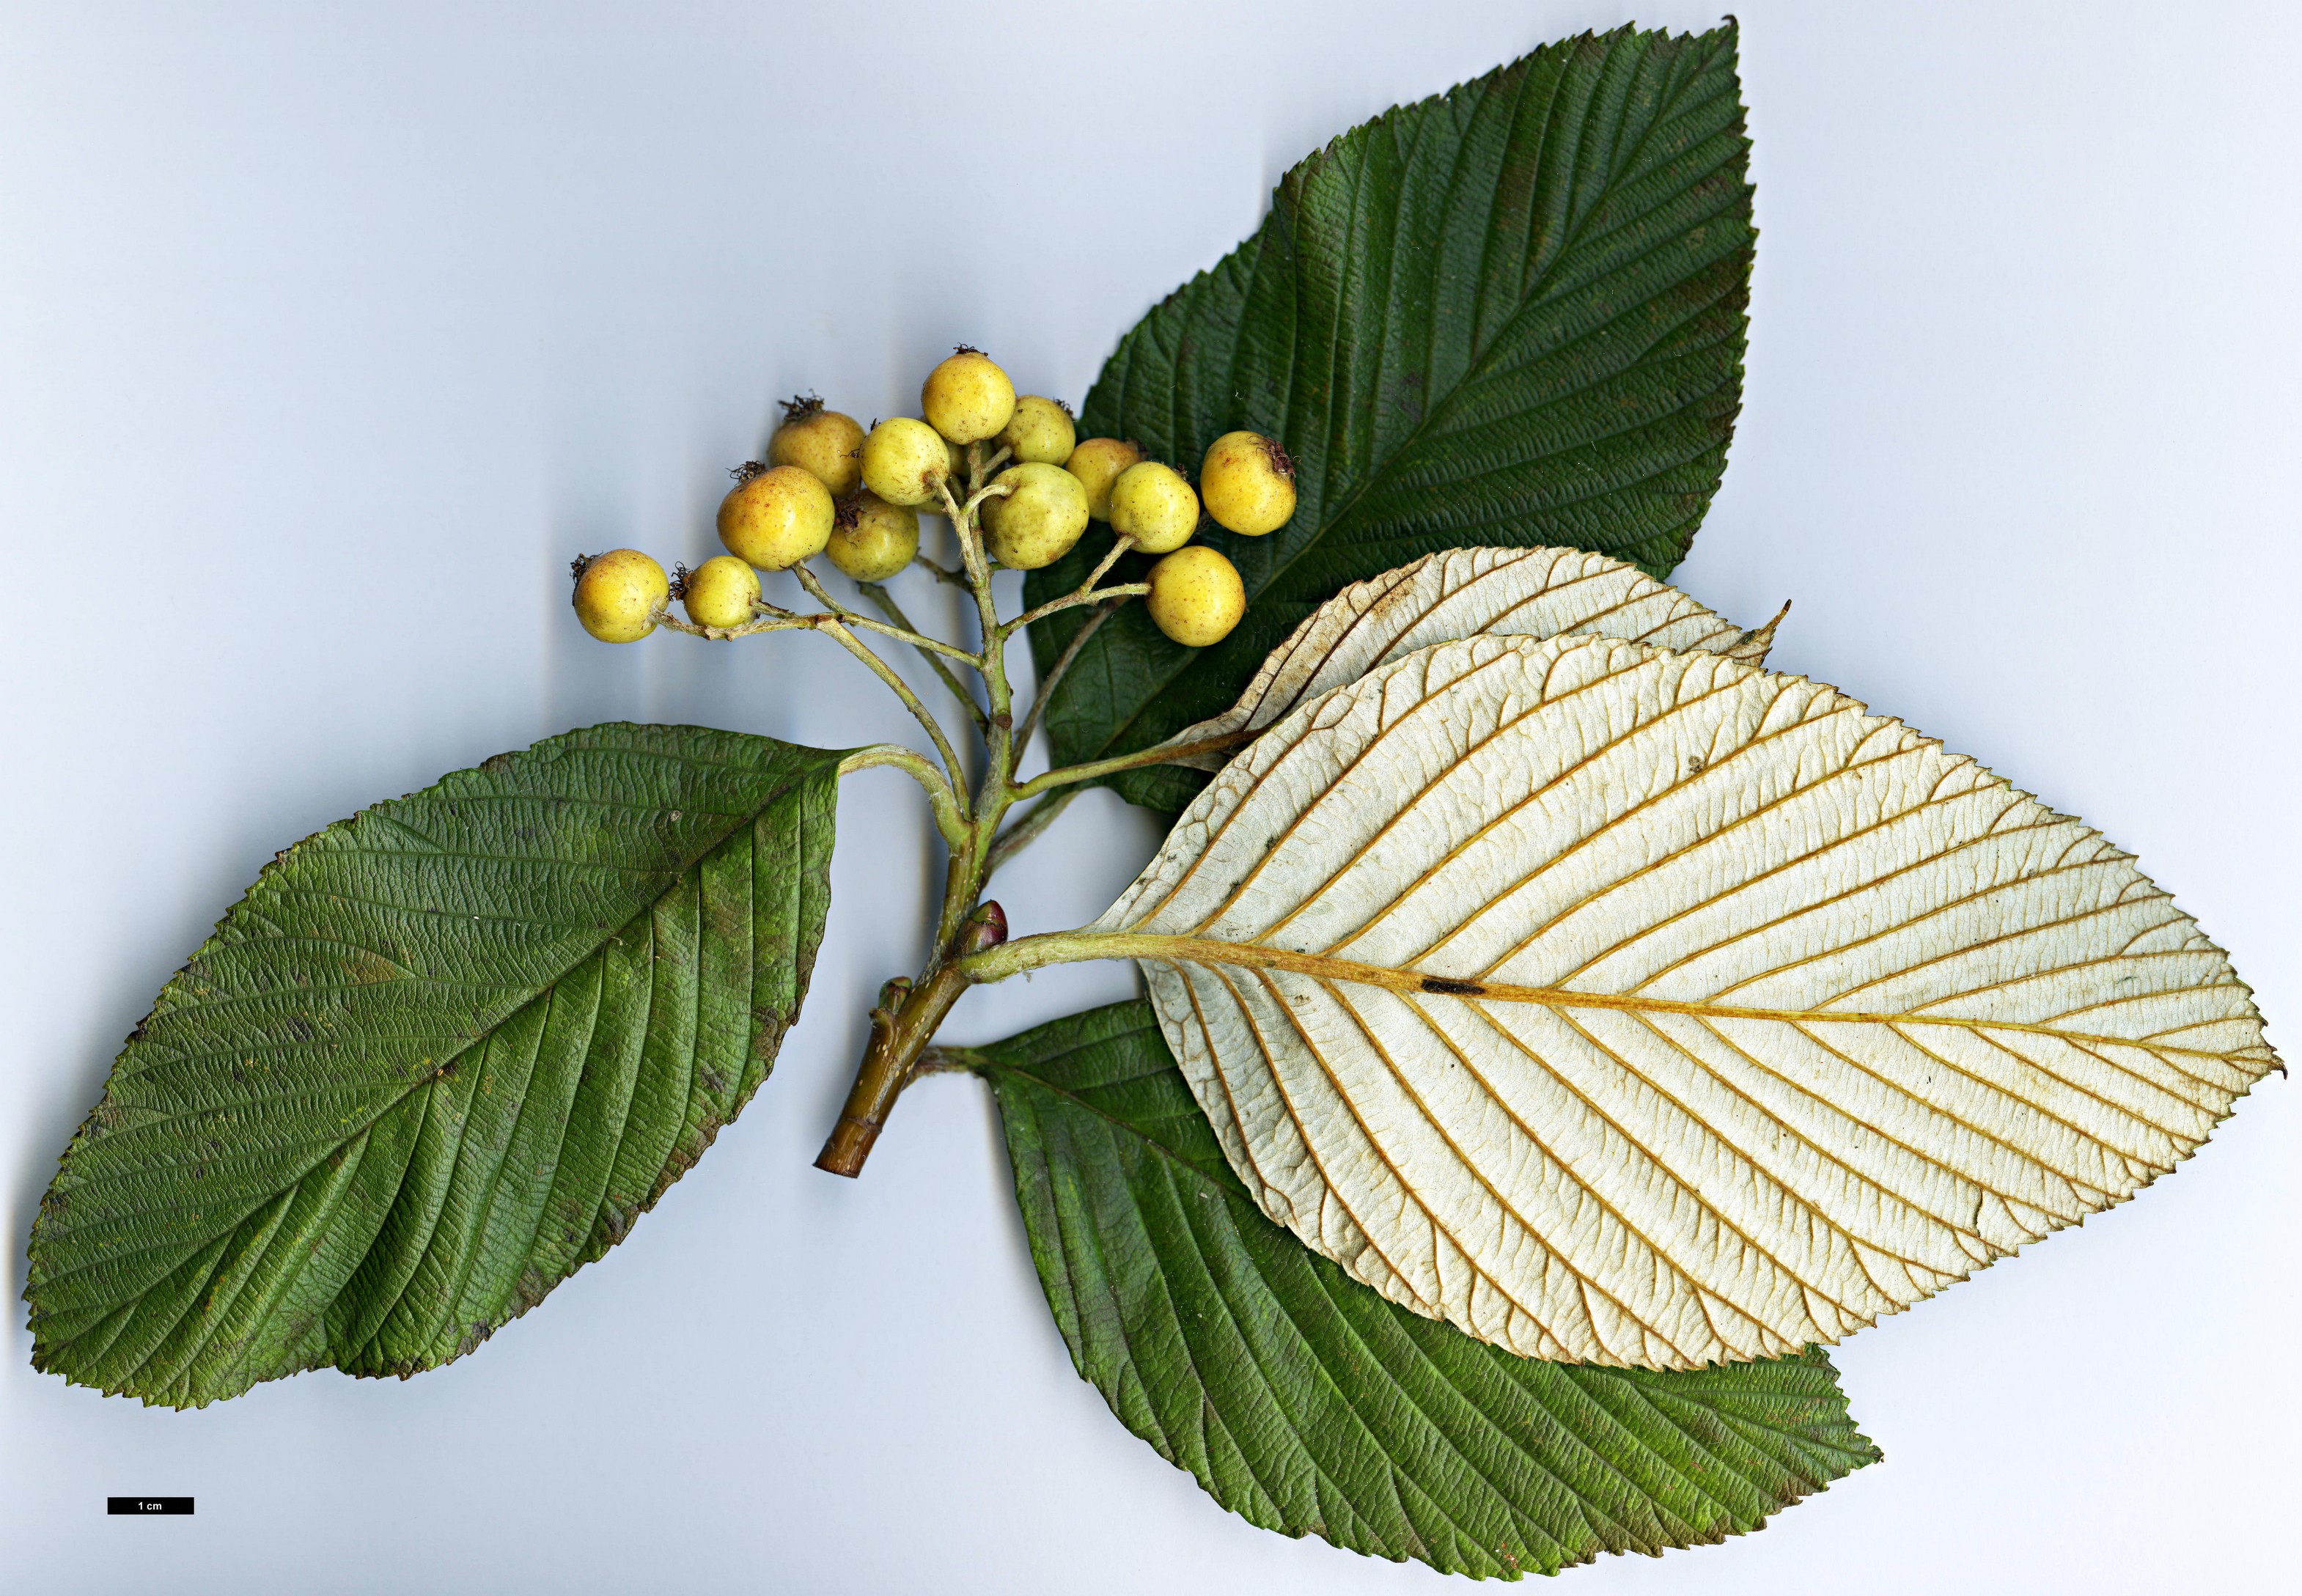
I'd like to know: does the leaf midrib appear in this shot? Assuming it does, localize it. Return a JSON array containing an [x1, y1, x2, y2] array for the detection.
[[1256, 29, 1738, 639], [41, 765, 819, 1290], [1097, 934, 2261, 1067], [986, 1035, 1841, 1552]]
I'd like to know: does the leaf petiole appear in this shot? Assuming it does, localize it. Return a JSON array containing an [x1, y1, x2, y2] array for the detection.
[[1008, 727, 1254, 800], [836, 744, 967, 847], [805, 614, 971, 799]]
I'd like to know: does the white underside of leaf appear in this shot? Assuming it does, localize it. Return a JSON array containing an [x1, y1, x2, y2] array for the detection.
[[1097, 634, 2277, 1369], [1160, 547, 1782, 769]]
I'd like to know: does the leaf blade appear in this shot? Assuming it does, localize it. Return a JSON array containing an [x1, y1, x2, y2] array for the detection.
[[1158, 544, 1779, 769], [26, 724, 842, 1406], [1095, 635, 2278, 1368], [977, 1001, 1879, 1579], [1027, 23, 1756, 812]]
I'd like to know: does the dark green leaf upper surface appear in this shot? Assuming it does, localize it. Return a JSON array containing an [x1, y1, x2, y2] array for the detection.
[[26, 724, 842, 1407], [1027, 23, 1754, 812], [974, 1003, 1878, 1580]]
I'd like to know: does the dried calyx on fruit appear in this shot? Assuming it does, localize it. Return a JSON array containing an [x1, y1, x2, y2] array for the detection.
[[571, 548, 669, 642], [828, 492, 920, 582], [720, 462, 834, 570], [769, 395, 866, 496], [1198, 430, 1295, 535], [922, 347, 1016, 444]]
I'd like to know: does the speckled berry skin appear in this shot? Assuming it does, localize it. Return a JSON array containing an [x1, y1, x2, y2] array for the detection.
[[573, 549, 669, 643], [1062, 437, 1144, 521], [682, 554, 761, 629], [997, 395, 1076, 466], [828, 492, 922, 582], [718, 464, 835, 570], [861, 418, 954, 508], [981, 463, 1090, 570], [1144, 545, 1245, 647], [922, 350, 1016, 444], [768, 402, 866, 496], [1107, 461, 1200, 554], [1197, 430, 1296, 536]]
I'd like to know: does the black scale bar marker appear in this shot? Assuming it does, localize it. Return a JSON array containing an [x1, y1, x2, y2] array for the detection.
[[108, 1497, 194, 1515]]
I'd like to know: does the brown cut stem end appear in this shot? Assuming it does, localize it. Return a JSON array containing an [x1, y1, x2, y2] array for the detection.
[[810, 960, 972, 1179], [814, 1116, 883, 1178]]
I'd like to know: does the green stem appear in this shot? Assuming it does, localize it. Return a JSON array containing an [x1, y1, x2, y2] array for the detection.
[[792, 564, 979, 663], [816, 458, 1028, 1178], [1001, 582, 1148, 639], [984, 785, 1081, 878], [857, 581, 990, 736], [1013, 599, 1117, 752], [956, 927, 1121, 985], [660, 585, 977, 663], [996, 534, 1142, 637], [836, 744, 966, 850], [911, 554, 968, 588], [1008, 727, 1254, 800], [653, 469, 1043, 1183], [653, 608, 810, 642], [813, 617, 971, 798]]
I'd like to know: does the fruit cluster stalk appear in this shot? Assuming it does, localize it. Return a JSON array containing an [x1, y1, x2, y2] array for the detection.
[[587, 361, 1295, 1175], [810, 444, 1144, 1176]]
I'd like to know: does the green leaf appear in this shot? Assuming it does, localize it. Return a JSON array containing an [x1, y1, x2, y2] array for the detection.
[[26, 724, 842, 1407], [1026, 22, 1754, 813], [968, 1002, 1879, 1580]]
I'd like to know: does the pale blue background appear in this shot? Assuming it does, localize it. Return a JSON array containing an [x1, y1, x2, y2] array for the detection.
[[2, 1, 2296, 1591]]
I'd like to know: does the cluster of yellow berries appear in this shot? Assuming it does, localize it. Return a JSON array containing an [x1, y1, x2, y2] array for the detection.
[[571, 347, 1295, 650]]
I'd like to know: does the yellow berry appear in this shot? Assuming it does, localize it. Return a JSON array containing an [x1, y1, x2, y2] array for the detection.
[[573, 549, 669, 644], [903, 437, 965, 525], [681, 554, 761, 629], [1063, 437, 1144, 521], [828, 492, 922, 582], [997, 394, 1076, 466], [861, 417, 952, 507], [922, 347, 1016, 444], [1145, 546, 1244, 647], [767, 397, 865, 496], [980, 463, 1090, 570], [1197, 430, 1296, 536], [1107, 460, 1199, 554], [718, 463, 834, 570]]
